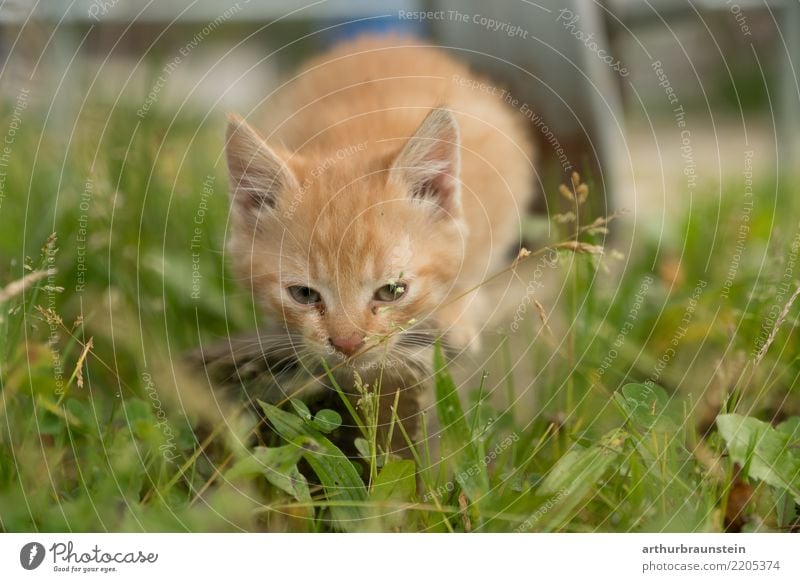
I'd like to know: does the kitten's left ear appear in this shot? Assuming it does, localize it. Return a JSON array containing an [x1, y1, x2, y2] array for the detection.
[[225, 113, 299, 215], [390, 107, 462, 218]]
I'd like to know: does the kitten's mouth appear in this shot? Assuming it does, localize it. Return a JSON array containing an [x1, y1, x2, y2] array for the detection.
[[304, 329, 436, 372], [322, 338, 399, 369], [329, 343, 380, 366]]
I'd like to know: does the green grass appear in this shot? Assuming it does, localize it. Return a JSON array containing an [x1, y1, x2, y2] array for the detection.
[[1, 102, 799, 532]]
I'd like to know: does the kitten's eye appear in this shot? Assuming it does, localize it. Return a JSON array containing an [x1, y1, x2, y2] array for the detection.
[[374, 282, 407, 302], [288, 286, 322, 305]]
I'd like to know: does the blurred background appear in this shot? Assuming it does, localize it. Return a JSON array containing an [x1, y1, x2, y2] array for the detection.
[[2, 0, 798, 218]]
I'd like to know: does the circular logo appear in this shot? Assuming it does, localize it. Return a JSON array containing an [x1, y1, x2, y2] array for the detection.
[[19, 542, 46, 570]]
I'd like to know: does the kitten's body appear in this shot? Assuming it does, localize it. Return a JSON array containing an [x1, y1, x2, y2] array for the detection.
[[222, 37, 534, 427], [259, 36, 533, 288]]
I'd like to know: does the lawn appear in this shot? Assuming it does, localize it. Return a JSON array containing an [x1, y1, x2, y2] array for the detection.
[[1, 102, 799, 533]]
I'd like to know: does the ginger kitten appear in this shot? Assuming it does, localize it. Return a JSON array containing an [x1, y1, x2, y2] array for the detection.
[[223, 36, 534, 399]]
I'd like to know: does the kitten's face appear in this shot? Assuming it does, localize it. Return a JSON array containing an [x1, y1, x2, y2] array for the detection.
[[225, 109, 465, 367]]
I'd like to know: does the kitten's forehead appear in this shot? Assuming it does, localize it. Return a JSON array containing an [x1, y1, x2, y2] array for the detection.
[[295, 147, 387, 196], [274, 153, 426, 294], [308, 222, 413, 292]]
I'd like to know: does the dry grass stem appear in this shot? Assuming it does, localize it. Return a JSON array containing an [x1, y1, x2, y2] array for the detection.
[[754, 284, 800, 366], [0, 269, 55, 303]]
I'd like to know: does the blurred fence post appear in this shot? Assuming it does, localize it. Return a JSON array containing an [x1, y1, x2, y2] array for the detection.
[[779, 0, 800, 176], [429, 0, 625, 211]]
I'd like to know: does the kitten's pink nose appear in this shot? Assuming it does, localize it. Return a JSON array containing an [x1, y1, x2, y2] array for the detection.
[[330, 334, 365, 357]]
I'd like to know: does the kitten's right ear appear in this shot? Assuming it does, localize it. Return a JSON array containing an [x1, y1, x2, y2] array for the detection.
[[389, 107, 462, 219], [225, 113, 298, 214]]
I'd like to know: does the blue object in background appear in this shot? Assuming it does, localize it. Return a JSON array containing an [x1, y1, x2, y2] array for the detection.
[[320, 2, 428, 47]]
